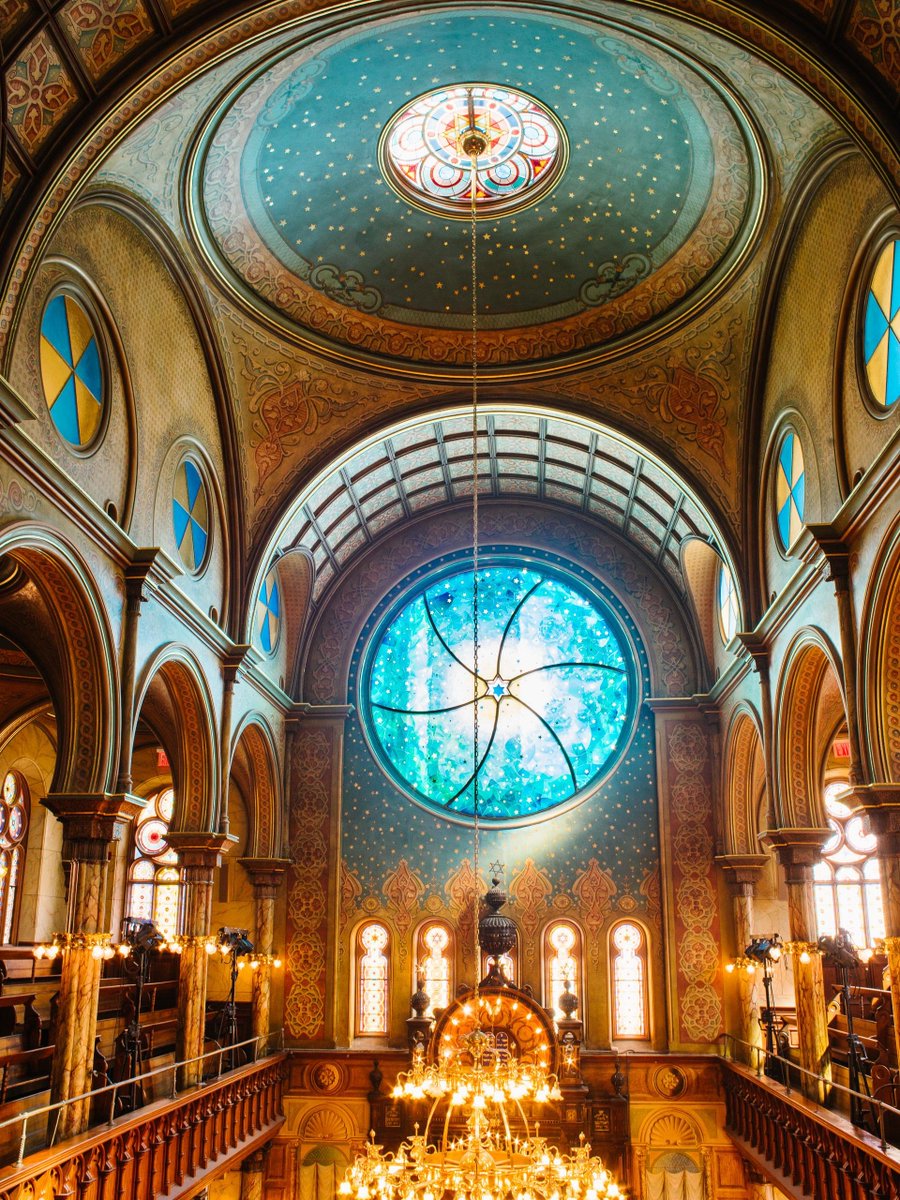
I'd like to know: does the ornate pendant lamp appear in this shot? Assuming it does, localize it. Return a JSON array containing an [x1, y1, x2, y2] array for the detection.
[[341, 90, 624, 1200]]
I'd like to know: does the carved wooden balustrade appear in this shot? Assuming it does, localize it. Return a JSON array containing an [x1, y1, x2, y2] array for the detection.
[[0, 1053, 285, 1199], [721, 1059, 900, 1199]]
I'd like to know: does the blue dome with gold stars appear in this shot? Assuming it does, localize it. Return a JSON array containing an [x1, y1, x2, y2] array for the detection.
[[194, 6, 760, 369]]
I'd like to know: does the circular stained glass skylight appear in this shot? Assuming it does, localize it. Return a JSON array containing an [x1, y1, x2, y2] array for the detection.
[[362, 563, 633, 824], [379, 85, 565, 217]]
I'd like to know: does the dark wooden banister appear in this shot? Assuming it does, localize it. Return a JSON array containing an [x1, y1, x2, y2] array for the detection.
[[721, 1058, 900, 1199], [0, 1052, 285, 1199]]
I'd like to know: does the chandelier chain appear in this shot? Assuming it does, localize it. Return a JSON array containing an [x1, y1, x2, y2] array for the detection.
[[468, 131, 482, 1002]]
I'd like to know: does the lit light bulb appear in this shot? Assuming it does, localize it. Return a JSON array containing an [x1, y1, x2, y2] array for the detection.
[[725, 962, 735, 974], [799, 950, 811, 964]]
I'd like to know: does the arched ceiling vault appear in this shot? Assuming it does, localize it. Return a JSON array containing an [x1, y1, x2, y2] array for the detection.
[[256, 406, 725, 630], [1, 0, 896, 642]]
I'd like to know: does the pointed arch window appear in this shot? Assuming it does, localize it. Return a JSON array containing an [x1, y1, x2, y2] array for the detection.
[[356, 922, 390, 1036], [611, 920, 649, 1040], [125, 787, 182, 942], [416, 922, 454, 1017], [0, 772, 28, 945], [544, 921, 582, 1020], [814, 781, 885, 949]]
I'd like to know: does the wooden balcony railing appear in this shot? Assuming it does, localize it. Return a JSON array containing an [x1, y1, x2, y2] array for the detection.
[[721, 1059, 900, 1199], [0, 1052, 285, 1199]]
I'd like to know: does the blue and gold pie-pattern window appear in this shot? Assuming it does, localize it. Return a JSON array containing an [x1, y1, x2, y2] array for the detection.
[[363, 564, 633, 824], [255, 564, 281, 656], [863, 238, 900, 410], [39, 293, 104, 449], [172, 457, 210, 573], [775, 430, 806, 551], [717, 560, 738, 645]]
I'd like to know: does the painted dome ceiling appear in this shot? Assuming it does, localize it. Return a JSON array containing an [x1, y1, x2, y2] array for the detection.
[[192, 7, 762, 371]]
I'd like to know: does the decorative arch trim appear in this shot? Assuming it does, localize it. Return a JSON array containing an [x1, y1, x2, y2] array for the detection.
[[0, 524, 118, 795], [133, 647, 218, 833], [229, 713, 282, 858], [723, 706, 766, 854], [774, 631, 846, 828]]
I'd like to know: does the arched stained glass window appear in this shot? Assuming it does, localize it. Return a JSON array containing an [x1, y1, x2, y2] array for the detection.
[[416, 922, 453, 1017], [0, 772, 28, 944], [380, 85, 565, 216], [126, 787, 182, 942], [863, 238, 900, 410], [775, 431, 806, 550], [364, 563, 633, 824], [611, 921, 649, 1040], [814, 781, 885, 949], [717, 560, 738, 645], [544, 921, 582, 1020], [356, 922, 390, 1036]]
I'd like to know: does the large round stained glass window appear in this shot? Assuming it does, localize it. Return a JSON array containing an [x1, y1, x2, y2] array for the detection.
[[379, 85, 566, 217], [362, 564, 634, 824]]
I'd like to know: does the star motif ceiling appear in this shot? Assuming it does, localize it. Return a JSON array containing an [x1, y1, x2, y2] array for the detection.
[[192, 6, 761, 370]]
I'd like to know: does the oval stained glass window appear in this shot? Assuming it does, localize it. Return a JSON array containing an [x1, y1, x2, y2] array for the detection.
[[863, 238, 900, 410], [380, 85, 565, 217], [255, 564, 281, 656], [172, 457, 210, 573], [39, 293, 104, 449], [363, 564, 633, 824], [717, 560, 738, 644], [774, 430, 805, 550]]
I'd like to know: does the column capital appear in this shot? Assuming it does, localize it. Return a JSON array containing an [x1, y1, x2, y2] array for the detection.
[[714, 854, 769, 892], [167, 830, 237, 872], [242, 1148, 268, 1173], [845, 784, 900, 849], [800, 524, 851, 585], [43, 792, 146, 852], [239, 857, 290, 897], [735, 635, 770, 680], [762, 827, 831, 879]]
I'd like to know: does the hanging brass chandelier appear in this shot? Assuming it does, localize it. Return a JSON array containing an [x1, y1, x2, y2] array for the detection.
[[340, 89, 624, 1200]]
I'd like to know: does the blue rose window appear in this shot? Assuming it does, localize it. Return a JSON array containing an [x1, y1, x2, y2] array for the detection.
[[364, 565, 633, 822]]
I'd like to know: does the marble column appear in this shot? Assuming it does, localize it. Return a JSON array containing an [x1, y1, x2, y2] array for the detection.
[[241, 1148, 267, 1200], [167, 833, 234, 1087], [43, 792, 144, 1139], [851, 785, 900, 1067], [239, 858, 289, 1052], [716, 854, 769, 1056], [766, 829, 832, 1096]]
